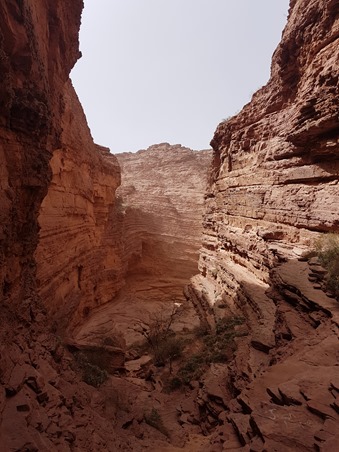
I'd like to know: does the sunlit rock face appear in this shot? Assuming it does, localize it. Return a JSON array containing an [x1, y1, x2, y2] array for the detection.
[[194, 0, 339, 312], [116, 143, 211, 284], [187, 0, 339, 449]]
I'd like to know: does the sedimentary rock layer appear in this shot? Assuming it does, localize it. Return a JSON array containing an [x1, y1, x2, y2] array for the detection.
[[116, 143, 211, 282], [189, 0, 339, 449], [72, 144, 211, 347], [0, 0, 83, 313], [35, 91, 123, 331], [0, 3, 133, 450], [194, 0, 339, 314]]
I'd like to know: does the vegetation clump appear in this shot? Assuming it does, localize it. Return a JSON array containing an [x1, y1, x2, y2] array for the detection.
[[315, 233, 339, 297], [137, 305, 185, 368], [168, 315, 246, 389], [73, 351, 108, 388], [144, 408, 169, 437]]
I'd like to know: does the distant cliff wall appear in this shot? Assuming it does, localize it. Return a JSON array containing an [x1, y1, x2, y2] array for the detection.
[[116, 143, 211, 283]]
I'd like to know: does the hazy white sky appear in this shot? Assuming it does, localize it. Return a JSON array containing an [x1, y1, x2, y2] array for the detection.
[[71, 0, 289, 153]]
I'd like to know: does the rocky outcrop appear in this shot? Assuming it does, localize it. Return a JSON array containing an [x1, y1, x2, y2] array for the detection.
[[189, 0, 339, 449]]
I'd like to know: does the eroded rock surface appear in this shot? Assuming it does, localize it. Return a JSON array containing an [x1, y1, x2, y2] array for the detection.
[[116, 143, 211, 282], [35, 101, 123, 332], [74, 144, 211, 347], [0, 2, 141, 450], [188, 0, 339, 449], [1, 0, 338, 450]]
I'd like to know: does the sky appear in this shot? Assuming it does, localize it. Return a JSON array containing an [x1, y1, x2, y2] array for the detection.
[[71, 0, 289, 153]]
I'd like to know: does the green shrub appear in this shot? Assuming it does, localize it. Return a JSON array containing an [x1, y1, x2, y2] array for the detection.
[[168, 316, 246, 389], [215, 316, 245, 333], [315, 233, 339, 297], [177, 353, 207, 384], [74, 351, 108, 388], [144, 408, 169, 437]]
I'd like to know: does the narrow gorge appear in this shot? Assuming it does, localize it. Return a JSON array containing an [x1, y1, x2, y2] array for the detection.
[[0, 0, 338, 451]]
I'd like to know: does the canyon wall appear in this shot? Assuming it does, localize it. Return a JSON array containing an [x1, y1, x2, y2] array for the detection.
[[196, 0, 339, 311], [35, 89, 123, 332], [188, 0, 339, 449], [73, 144, 212, 348], [1, 0, 338, 450], [116, 143, 211, 282], [0, 3, 134, 450], [0, 0, 83, 316]]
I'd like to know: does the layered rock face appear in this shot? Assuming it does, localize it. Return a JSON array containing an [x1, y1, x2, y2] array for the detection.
[[0, 3, 133, 450], [0, 0, 83, 316], [74, 144, 211, 347], [1, 0, 338, 449], [35, 90, 123, 332], [116, 143, 211, 281], [188, 0, 339, 449]]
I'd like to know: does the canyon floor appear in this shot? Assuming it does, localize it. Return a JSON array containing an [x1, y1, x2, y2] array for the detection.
[[69, 256, 339, 451]]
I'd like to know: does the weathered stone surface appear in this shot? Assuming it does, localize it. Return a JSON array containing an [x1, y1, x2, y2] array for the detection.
[[0, 2, 162, 450], [188, 0, 339, 449], [35, 117, 123, 332], [1, 0, 338, 450], [73, 144, 211, 347], [116, 143, 211, 282]]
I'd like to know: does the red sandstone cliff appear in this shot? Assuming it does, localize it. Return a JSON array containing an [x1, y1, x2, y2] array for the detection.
[[0, 0, 82, 314], [188, 0, 339, 449], [73, 144, 211, 348], [35, 89, 123, 332], [117, 143, 211, 281], [0, 2, 131, 450]]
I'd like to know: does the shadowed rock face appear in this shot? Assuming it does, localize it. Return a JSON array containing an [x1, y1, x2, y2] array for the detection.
[[0, 3, 134, 450], [0, 0, 83, 314], [188, 0, 339, 449]]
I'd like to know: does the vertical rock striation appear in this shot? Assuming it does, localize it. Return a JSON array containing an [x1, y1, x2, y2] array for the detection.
[[0, 0, 83, 315]]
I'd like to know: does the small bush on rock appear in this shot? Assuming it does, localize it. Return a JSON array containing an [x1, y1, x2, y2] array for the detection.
[[315, 233, 339, 297], [168, 315, 246, 389], [144, 408, 169, 437], [74, 351, 108, 388], [136, 304, 185, 367]]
